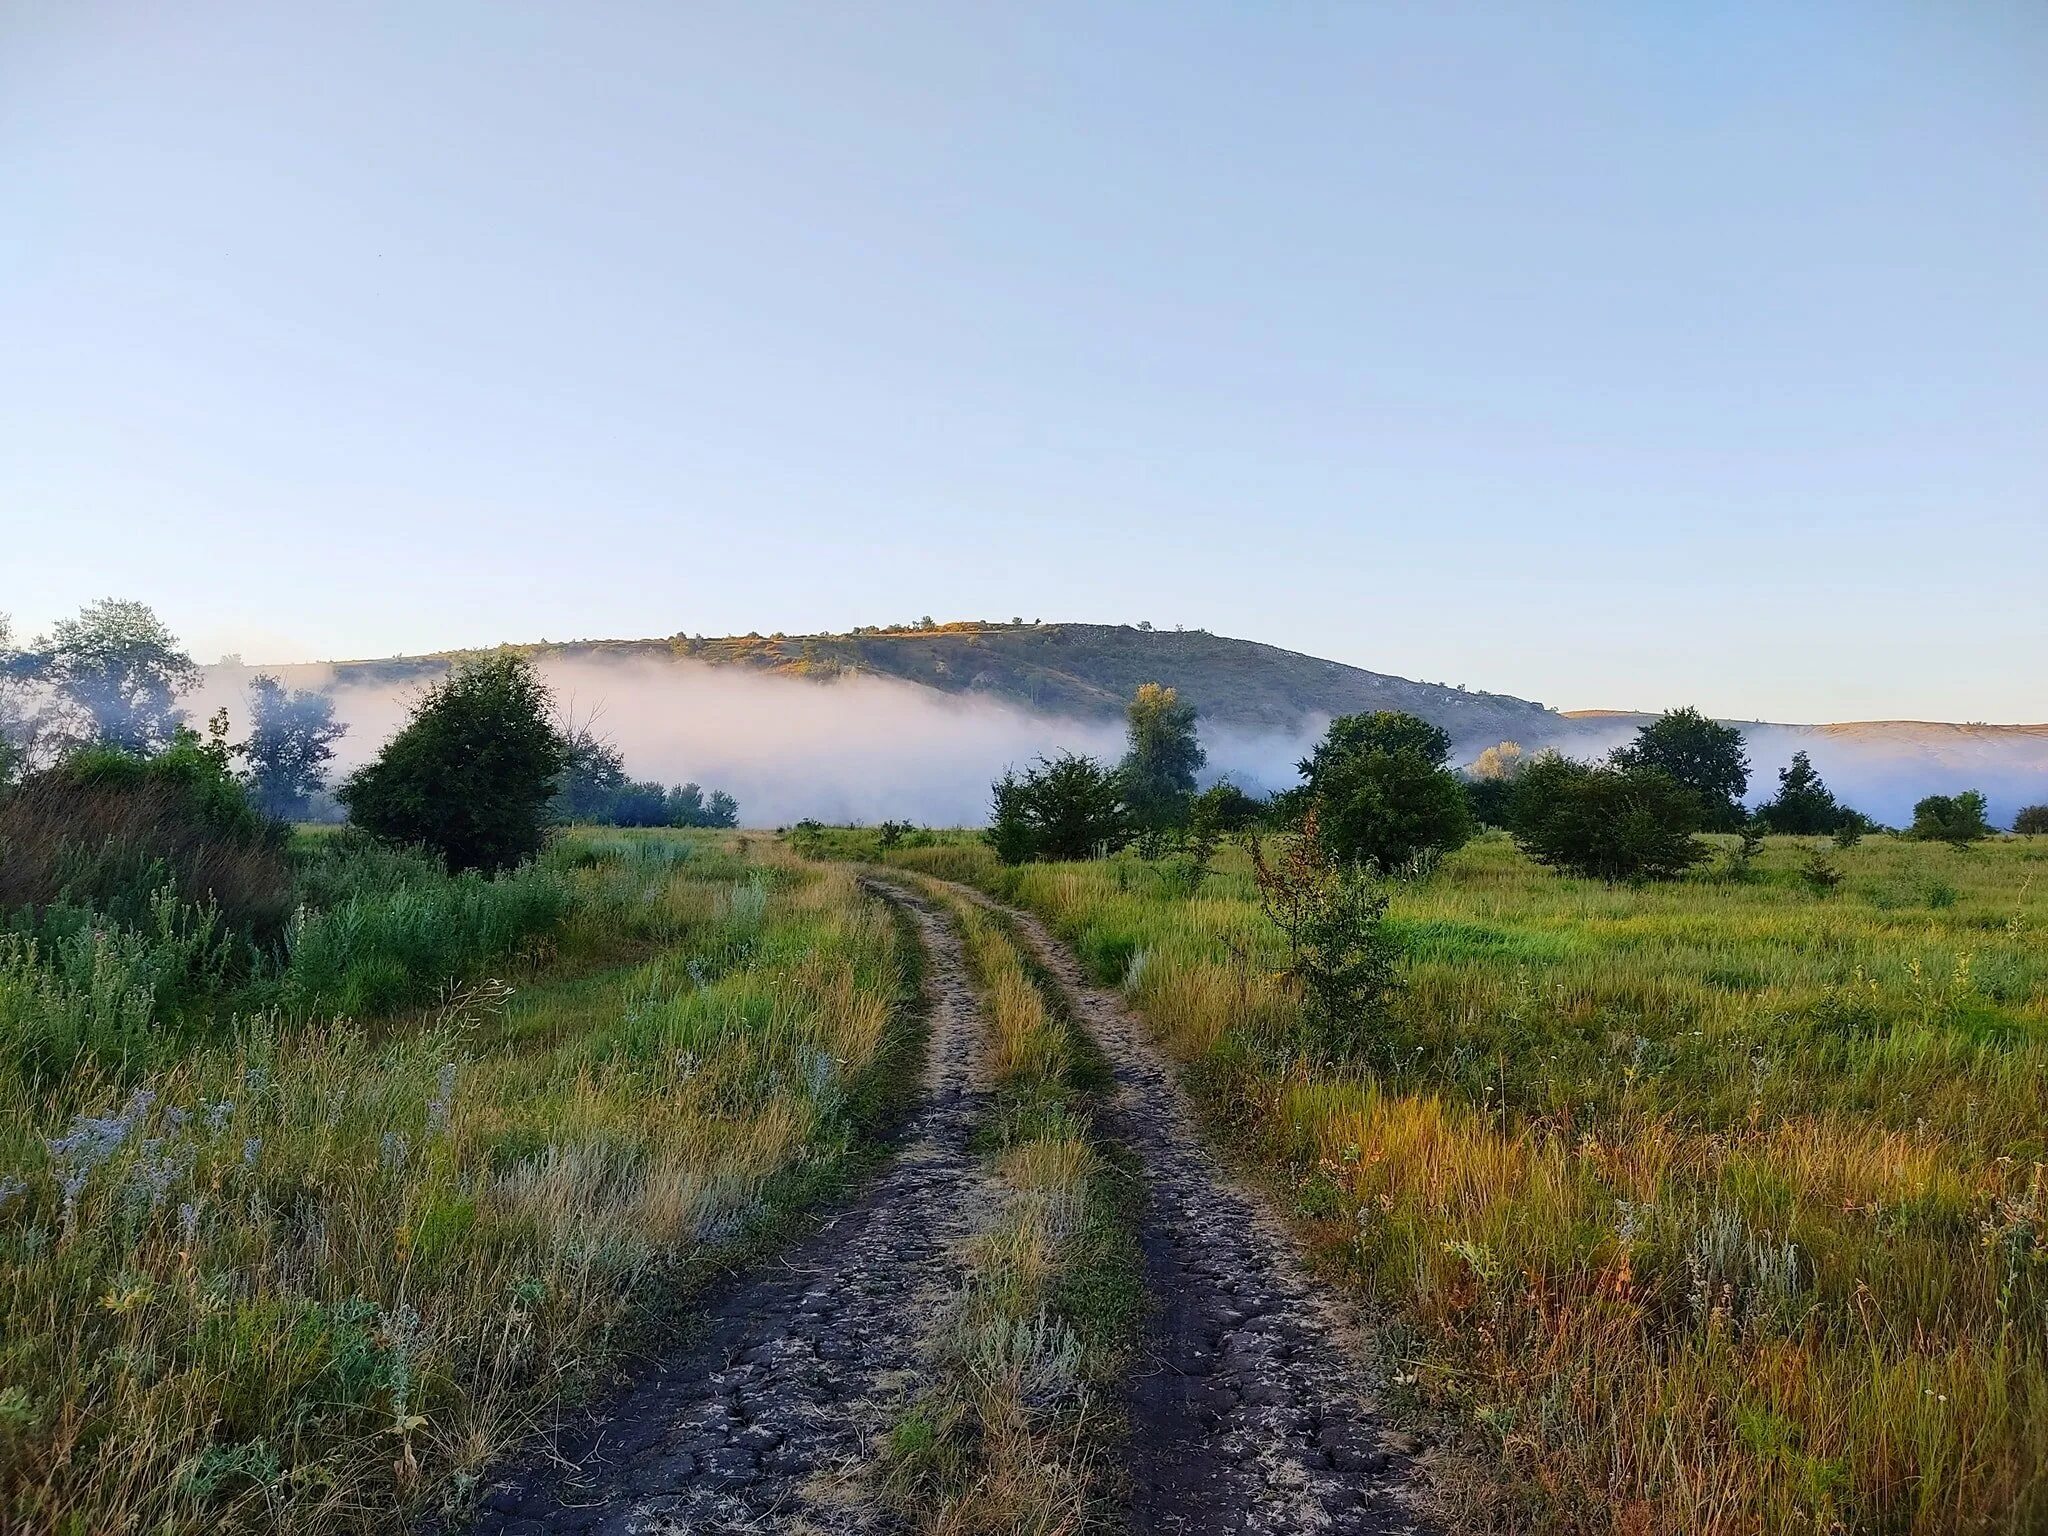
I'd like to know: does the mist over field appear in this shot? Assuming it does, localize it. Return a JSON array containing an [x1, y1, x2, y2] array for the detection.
[[191, 655, 2048, 828]]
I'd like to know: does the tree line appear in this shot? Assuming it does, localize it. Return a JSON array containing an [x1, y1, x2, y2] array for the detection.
[[982, 690, 2039, 883], [0, 601, 740, 867]]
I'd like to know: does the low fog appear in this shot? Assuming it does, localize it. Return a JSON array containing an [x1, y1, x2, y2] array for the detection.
[[191, 658, 2045, 829], [192, 657, 1323, 827]]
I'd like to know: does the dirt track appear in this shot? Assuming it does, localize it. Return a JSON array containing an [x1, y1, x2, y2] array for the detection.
[[466, 876, 1431, 1535]]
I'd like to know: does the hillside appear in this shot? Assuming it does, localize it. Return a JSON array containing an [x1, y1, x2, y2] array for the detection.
[[284, 621, 2046, 824], [319, 621, 1564, 749]]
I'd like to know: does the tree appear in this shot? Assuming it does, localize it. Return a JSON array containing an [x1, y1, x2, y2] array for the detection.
[[1753, 751, 1853, 835], [1906, 791, 1993, 850], [339, 655, 569, 872], [1190, 779, 1264, 834], [2015, 805, 2048, 836], [1509, 755, 1707, 883], [1609, 707, 1750, 832], [1120, 683, 1205, 832], [239, 674, 347, 820], [1245, 810, 1402, 1061], [1298, 710, 1472, 872], [27, 598, 198, 754], [1463, 740, 1531, 828], [983, 753, 1130, 863]]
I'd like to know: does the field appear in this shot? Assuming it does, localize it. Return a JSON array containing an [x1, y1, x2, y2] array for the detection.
[[0, 830, 919, 1534], [816, 826, 2048, 1535]]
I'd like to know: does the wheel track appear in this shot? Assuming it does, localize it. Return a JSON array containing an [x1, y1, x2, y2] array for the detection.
[[928, 877, 1434, 1536], [466, 882, 991, 1536]]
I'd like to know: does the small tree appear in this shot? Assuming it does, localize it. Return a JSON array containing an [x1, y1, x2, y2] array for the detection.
[[339, 655, 569, 872], [1906, 791, 1993, 850], [1120, 682, 1205, 832], [240, 674, 348, 821], [1245, 810, 1402, 1061], [983, 753, 1130, 863], [1510, 755, 1707, 883], [1754, 750, 1854, 834], [1299, 710, 1472, 872], [1609, 706, 1750, 832], [2012, 805, 2048, 836], [27, 598, 198, 754]]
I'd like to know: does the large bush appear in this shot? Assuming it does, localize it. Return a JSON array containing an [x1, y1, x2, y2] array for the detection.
[[1906, 790, 1993, 849], [1298, 711, 1472, 872], [2015, 804, 2048, 836], [1609, 706, 1750, 832], [1509, 754, 1707, 882], [340, 655, 569, 872], [985, 753, 1131, 864]]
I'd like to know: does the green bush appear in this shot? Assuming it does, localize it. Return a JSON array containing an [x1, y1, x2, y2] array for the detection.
[[1509, 755, 1707, 883], [1906, 790, 1993, 849], [1298, 711, 1473, 872]]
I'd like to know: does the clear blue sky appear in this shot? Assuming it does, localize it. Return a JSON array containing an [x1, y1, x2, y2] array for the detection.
[[4, 3, 2043, 722]]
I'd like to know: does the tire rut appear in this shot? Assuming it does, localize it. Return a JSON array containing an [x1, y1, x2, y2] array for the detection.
[[931, 878, 1434, 1536], [465, 883, 991, 1536]]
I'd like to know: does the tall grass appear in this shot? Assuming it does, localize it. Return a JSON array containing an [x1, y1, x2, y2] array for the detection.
[[0, 832, 917, 1535], [831, 828, 2048, 1535]]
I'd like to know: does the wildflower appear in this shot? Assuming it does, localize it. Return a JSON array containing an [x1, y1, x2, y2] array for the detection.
[[0, 1175, 25, 1214], [178, 1200, 202, 1246], [204, 1100, 234, 1133], [242, 1137, 263, 1168], [381, 1131, 410, 1169]]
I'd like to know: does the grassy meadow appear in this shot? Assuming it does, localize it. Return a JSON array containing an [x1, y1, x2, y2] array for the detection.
[[0, 830, 919, 1535], [814, 826, 2048, 1535]]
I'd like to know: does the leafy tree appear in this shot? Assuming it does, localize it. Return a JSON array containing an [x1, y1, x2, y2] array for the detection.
[[1906, 790, 1993, 849], [1509, 754, 1707, 882], [1190, 779, 1264, 834], [1120, 682, 1205, 831], [239, 674, 347, 820], [1753, 751, 1857, 834], [2015, 805, 2048, 836], [983, 753, 1130, 863], [550, 725, 737, 827], [1298, 710, 1472, 872], [26, 598, 198, 754], [986, 770, 1038, 865], [1245, 810, 1402, 1061], [339, 655, 569, 872], [1609, 706, 1750, 832], [1463, 741, 1532, 829]]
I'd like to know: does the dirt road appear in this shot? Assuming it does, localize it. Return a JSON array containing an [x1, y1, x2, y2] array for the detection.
[[468, 876, 1431, 1535]]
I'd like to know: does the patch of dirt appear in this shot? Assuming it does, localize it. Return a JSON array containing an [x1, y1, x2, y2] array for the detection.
[[933, 879, 1436, 1536], [463, 883, 990, 1536]]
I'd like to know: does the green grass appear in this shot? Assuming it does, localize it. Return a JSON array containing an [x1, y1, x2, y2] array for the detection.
[[818, 826, 2048, 1536], [0, 830, 920, 1535]]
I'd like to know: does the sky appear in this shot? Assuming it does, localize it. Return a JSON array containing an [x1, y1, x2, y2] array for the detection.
[[3, 2, 2043, 724]]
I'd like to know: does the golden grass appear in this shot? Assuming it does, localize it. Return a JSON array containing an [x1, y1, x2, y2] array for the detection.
[[842, 829, 2048, 1534]]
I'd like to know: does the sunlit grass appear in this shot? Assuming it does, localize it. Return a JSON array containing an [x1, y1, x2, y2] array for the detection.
[[821, 826, 2048, 1534]]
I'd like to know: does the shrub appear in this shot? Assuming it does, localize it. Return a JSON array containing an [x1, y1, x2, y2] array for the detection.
[[1609, 706, 1750, 831], [1509, 755, 1707, 883], [984, 755, 1130, 863], [1298, 711, 1472, 872], [2013, 804, 2048, 836], [1754, 750, 1859, 834], [1906, 790, 1993, 849], [0, 738, 292, 948], [240, 675, 347, 821], [340, 656, 569, 873], [1245, 812, 1401, 1061]]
